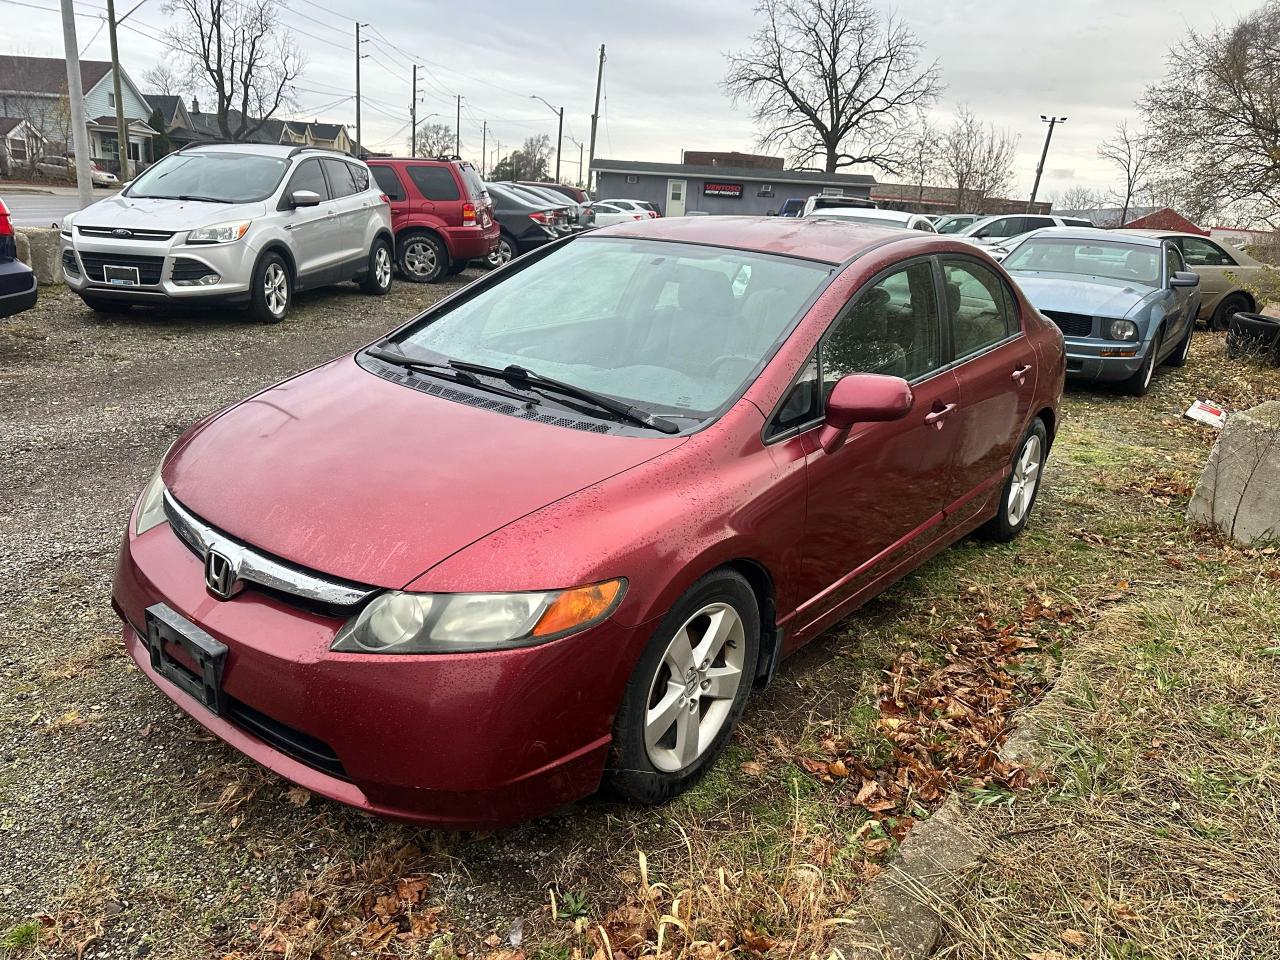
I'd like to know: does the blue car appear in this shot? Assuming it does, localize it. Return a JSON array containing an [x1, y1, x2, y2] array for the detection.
[[1001, 228, 1200, 396]]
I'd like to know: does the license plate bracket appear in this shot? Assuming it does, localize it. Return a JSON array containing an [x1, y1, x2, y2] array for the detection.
[[104, 264, 140, 286], [144, 603, 227, 715]]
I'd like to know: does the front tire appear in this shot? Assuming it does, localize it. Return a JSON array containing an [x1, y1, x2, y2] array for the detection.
[[1122, 328, 1161, 396], [360, 238, 394, 295], [248, 252, 291, 324], [977, 418, 1048, 543], [396, 233, 447, 283], [605, 569, 760, 805]]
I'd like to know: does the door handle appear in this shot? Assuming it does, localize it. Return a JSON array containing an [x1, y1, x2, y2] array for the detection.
[[1011, 364, 1032, 384], [924, 403, 957, 429]]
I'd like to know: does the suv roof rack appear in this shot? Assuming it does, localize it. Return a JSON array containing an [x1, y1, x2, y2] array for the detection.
[[287, 144, 358, 159]]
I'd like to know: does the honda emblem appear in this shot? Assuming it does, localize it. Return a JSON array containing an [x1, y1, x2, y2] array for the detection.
[[204, 550, 240, 599]]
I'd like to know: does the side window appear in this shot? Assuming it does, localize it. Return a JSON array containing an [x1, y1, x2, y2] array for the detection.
[[322, 158, 358, 198], [348, 162, 370, 192], [407, 165, 461, 201], [1180, 237, 1234, 267], [285, 158, 329, 201], [766, 354, 821, 438], [1024, 217, 1055, 231], [822, 261, 941, 384], [943, 259, 1015, 358], [371, 165, 406, 202]]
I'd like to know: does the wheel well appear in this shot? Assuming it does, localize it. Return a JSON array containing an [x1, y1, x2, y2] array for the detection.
[[1237, 290, 1257, 312], [721, 558, 780, 688], [258, 243, 297, 284], [374, 228, 393, 249], [1036, 407, 1057, 451]]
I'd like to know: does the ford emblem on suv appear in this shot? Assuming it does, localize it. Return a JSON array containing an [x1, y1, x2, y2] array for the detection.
[[111, 228, 133, 238]]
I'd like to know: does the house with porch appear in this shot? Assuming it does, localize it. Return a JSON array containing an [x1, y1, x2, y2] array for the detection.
[[147, 96, 357, 154], [0, 55, 156, 173], [0, 117, 48, 176]]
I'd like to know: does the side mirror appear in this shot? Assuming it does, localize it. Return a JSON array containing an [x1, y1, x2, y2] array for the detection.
[[290, 189, 322, 208], [819, 373, 914, 453], [1170, 270, 1200, 288]]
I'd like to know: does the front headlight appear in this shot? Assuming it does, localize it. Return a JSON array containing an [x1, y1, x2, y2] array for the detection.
[[134, 459, 168, 535], [1105, 319, 1139, 341], [332, 579, 626, 654], [188, 221, 252, 244], [60, 212, 75, 238]]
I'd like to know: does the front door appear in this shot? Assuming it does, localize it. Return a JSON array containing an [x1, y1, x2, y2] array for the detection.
[[793, 257, 962, 638], [281, 158, 338, 284], [666, 179, 686, 217], [941, 256, 1038, 527], [1161, 243, 1196, 354]]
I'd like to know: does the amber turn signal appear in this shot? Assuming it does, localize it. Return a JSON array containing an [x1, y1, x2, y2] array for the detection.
[[533, 580, 625, 637]]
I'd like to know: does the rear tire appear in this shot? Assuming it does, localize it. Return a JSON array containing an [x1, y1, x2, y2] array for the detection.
[[1122, 328, 1161, 396], [484, 233, 516, 270], [396, 233, 447, 283], [1211, 293, 1250, 332], [247, 252, 291, 324], [605, 569, 760, 805], [81, 296, 131, 314], [359, 238, 394, 295], [977, 418, 1048, 543]]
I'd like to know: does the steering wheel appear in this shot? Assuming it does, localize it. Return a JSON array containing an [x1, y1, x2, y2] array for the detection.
[[708, 354, 759, 383]]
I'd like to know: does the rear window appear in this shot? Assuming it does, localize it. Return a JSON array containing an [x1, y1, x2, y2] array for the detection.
[[371, 165, 406, 202], [458, 163, 489, 202], [349, 162, 370, 192], [407, 165, 461, 201]]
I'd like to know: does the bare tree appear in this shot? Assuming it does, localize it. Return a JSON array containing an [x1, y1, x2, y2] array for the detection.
[[1140, 2, 1280, 225], [141, 62, 189, 98], [1097, 121, 1153, 226], [1051, 185, 1106, 212], [900, 117, 941, 208], [163, 0, 304, 141], [940, 106, 1018, 212], [723, 0, 942, 173], [412, 122, 454, 158]]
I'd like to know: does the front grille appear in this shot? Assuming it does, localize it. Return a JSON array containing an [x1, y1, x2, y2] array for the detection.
[[79, 252, 165, 285], [224, 696, 350, 780], [171, 257, 215, 282], [61, 249, 81, 277], [1042, 311, 1094, 337], [78, 225, 175, 241]]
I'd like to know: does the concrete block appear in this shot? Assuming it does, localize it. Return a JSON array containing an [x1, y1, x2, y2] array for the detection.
[[1188, 400, 1280, 544], [15, 226, 64, 286]]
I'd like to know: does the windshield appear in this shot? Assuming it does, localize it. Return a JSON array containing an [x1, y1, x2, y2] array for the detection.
[[936, 217, 973, 234], [1003, 238, 1162, 287], [128, 152, 290, 202], [393, 238, 832, 418]]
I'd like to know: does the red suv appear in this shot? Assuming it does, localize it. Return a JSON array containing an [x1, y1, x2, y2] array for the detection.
[[366, 158, 498, 283]]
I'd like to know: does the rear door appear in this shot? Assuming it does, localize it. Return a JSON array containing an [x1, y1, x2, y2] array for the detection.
[[405, 164, 462, 227], [320, 158, 366, 269], [280, 158, 336, 283], [370, 164, 410, 234], [793, 257, 962, 635], [942, 255, 1037, 527], [1175, 235, 1240, 318]]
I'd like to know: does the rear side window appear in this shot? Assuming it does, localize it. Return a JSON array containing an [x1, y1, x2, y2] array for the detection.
[[348, 162, 370, 192], [371, 165, 406, 202], [943, 259, 1016, 358], [407, 165, 461, 201], [1024, 217, 1055, 230], [285, 158, 329, 200], [1179, 236, 1235, 267], [457, 163, 488, 202], [823, 260, 942, 383], [322, 158, 358, 198]]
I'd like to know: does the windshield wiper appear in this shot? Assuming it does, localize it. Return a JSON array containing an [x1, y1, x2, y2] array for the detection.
[[366, 346, 541, 406], [448, 360, 681, 434], [137, 194, 232, 203]]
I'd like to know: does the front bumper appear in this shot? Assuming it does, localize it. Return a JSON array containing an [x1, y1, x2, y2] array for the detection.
[[1063, 336, 1151, 382], [61, 232, 259, 305], [112, 518, 639, 828]]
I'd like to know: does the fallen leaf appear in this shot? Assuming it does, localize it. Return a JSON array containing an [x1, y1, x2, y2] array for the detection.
[[284, 786, 311, 807], [1061, 929, 1087, 947], [828, 760, 849, 779], [739, 761, 764, 776]]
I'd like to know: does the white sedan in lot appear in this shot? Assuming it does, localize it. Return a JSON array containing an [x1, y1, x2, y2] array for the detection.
[[588, 201, 650, 227], [805, 207, 937, 232]]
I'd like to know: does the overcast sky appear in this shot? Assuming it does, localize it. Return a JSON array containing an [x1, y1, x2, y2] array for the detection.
[[7, 0, 1260, 201]]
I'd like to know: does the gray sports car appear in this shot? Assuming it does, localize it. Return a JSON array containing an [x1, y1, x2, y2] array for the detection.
[[1000, 228, 1201, 396]]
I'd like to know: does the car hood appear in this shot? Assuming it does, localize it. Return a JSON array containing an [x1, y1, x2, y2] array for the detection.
[[74, 194, 264, 231], [1006, 273, 1154, 318], [163, 358, 686, 588]]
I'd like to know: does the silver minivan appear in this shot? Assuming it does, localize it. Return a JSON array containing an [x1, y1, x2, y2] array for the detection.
[[60, 143, 394, 323]]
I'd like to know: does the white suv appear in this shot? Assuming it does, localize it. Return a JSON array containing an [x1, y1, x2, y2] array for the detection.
[[60, 143, 394, 323], [956, 214, 1094, 249]]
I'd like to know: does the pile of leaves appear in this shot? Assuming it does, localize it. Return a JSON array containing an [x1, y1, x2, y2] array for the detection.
[[799, 595, 1072, 837]]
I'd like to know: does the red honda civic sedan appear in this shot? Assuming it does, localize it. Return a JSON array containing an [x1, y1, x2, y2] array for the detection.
[[112, 216, 1064, 828]]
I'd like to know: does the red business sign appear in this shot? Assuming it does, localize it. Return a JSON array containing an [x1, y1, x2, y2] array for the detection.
[[703, 182, 744, 198]]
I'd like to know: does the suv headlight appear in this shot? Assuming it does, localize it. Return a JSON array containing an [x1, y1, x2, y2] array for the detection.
[[1105, 319, 1139, 341], [188, 221, 252, 244], [134, 459, 168, 535], [60, 212, 75, 238], [331, 580, 626, 654]]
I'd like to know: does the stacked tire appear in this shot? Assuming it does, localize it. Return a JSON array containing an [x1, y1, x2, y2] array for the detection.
[[1226, 312, 1280, 366]]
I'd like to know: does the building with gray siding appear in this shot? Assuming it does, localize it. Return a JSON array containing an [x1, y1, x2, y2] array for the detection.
[[591, 157, 875, 217]]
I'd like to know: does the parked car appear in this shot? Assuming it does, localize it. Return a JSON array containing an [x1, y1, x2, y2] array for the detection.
[[802, 195, 877, 216], [1000, 227, 1199, 395], [503, 182, 580, 232], [516, 181, 594, 229], [1118, 229, 1265, 329], [59, 144, 393, 322], [598, 198, 658, 219], [483, 181, 564, 266], [637, 201, 662, 217], [956, 214, 1093, 248], [589, 201, 647, 227], [112, 217, 1062, 828], [518, 181, 591, 205], [934, 214, 982, 234], [776, 198, 806, 217], [0, 197, 38, 319], [35, 155, 120, 188], [366, 157, 497, 283], [806, 207, 937, 232]]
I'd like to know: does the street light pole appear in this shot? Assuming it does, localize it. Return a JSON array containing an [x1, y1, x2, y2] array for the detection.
[[568, 136, 584, 186], [1028, 115, 1067, 212], [530, 94, 563, 183]]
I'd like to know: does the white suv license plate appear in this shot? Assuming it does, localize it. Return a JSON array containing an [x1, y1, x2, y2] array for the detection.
[[104, 265, 140, 286]]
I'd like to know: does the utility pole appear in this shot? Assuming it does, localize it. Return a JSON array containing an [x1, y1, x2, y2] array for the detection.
[[355, 22, 368, 157], [587, 44, 605, 192], [59, 0, 93, 209], [481, 120, 487, 177], [568, 136, 584, 187], [455, 95, 462, 156], [554, 106, 563, 183], [1028, 115, 1067, 212], [410, 64, 417, 157], [106, 0, 129, 181]]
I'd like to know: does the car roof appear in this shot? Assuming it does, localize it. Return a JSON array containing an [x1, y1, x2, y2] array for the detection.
[[1116, 228, 1199, 240], [808, 207, 915, 222], [1019, 226, 1165, 247], [180, 143, 352, 160], [590, 214, 950, 264]]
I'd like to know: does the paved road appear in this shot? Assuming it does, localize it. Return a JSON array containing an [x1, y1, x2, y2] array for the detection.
[[1, 188, 118, 228]]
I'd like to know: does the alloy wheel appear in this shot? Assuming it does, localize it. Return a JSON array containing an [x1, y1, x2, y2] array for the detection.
[[487, 238, 514, 268], [403, 240, 437, 278], [374, 246, 392, 288], [264, 262, 288, 317], [1007, 433, 1042, 527], [644, 602, 746, 773]]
